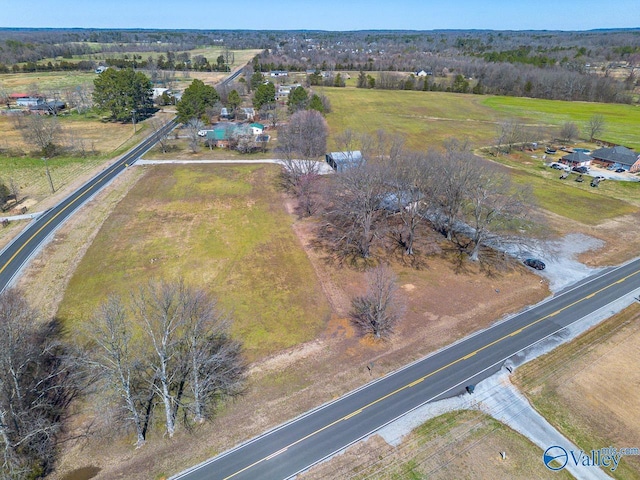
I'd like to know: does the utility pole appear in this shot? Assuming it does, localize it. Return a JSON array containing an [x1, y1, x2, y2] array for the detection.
[[131, 109, 137, 134], [42, 157, 55, 193]]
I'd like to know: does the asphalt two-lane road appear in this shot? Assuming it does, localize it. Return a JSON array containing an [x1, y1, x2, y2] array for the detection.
[[0, 118, 178, 292], [174, 258, 640, 480]]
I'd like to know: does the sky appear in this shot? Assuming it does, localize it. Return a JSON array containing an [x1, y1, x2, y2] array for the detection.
[[0, 0, 638, 31]]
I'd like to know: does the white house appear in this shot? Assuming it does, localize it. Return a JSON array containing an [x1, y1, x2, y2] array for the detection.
[[249, 123, 264, 135]]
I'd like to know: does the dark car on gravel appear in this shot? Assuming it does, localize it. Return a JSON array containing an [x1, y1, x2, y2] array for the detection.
[[524, 258, 546, 270], [572, 166, 589, 174]]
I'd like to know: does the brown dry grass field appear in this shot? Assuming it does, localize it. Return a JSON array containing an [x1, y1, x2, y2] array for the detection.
[[300, 410, 574, 480], [514, 304, 640, 479]]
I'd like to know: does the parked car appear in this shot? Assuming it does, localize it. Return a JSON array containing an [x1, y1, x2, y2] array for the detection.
[[524, 258, 546, 270], [550, 163, 564, 170], [572, 166, 589, 174], [615, 168, 626, 173], [197, 130, 212, 137], [545, 147, 557, 154]]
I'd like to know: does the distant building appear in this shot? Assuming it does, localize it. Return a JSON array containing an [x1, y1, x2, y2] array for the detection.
[[249, 123, 264, 135], [325, 150, 364, 172], [16, 97, 44, 107], [29, 100, 66, 114], [269, 70, 289, 77]]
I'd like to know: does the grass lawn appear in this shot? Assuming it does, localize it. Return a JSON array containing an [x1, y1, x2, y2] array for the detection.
[[514, 304, 640, 479], [56, 164, 331, 361]]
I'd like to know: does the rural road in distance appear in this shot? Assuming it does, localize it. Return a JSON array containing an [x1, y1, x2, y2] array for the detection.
[[0, 67, 246, 292], [172, 258, 640, 480], [0, 118, 178, 292]]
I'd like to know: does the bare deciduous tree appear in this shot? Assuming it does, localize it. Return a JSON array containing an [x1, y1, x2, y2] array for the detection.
[[86, 280, 245, 442], [384, 151, 435, 255], [587, 114, 605, 142], [0, 289, 82, 478], [149, 117, 172, 153], [323, 161, 384, 260], [20, 114, 61, 157], [430, 145, 476, 241], [495, 119, 526, 154], [185, 118, 204, 153], [464, 167, 530, 261], [86, 296, 151, 448], [278, 109, 328, 160], [559, 121, 580, 143], [349, 265, 404, 339], [279, 159, 323, 217]]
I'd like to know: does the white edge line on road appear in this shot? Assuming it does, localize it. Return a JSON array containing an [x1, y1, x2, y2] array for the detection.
[[169, 258, 640, 480]]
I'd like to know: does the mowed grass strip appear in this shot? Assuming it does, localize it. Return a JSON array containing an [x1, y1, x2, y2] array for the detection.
[[56, 164, 331, 361], [514, 304, 640, 479]]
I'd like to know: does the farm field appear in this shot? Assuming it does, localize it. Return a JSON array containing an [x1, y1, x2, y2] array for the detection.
[[0, 70, 96, 93], [320, 88, 525, 150], [514, 303, 640, 479], [56, 164, 332, 361], [0, 112, 157, 209], [320, 87, 640, 152], [483, 96, 640, 150]]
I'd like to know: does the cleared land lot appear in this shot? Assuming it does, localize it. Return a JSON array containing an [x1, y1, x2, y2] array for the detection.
[[514, 304, 640, 480], [56, 164, 331, 361], [14, 88, 639, 478], [49, 162, 549, 479]]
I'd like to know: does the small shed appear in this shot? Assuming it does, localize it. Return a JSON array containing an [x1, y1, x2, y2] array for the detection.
[[325, 151, 364, 172]]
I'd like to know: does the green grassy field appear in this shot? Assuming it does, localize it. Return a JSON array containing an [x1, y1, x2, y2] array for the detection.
[[0, 71, 96, 93], [56, 164, 331, 361], [320, 87, 640, 151], [319, 87, 640, 224], [483, 96, 640, 150], [320, 88, 545, 151]]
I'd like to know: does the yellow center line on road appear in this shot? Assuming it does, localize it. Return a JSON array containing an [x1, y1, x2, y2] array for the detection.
[[223, 267, 640, 479], [0, 157, 127, 277]]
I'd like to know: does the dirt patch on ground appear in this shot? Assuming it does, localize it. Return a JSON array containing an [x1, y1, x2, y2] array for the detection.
[[542, 209, 640, 267]]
